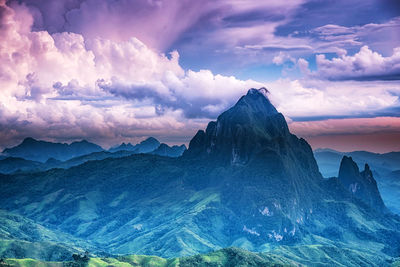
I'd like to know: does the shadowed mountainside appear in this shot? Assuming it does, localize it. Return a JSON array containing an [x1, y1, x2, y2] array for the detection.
[[0, 89, 399, 265], [338, 156, 387, 212]]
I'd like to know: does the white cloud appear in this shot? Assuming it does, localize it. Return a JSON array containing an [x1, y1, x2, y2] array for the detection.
[[314, 46, 400, 80], [273, 52, 296, 65], [293, 45, 400, 81], [0, 1, 263, 149], [1, 1, 400, 151], [226, 16, 400, 68], [265, 78, 400, 119], [297, 58, 310, 75], [309, 17, 400, 53]]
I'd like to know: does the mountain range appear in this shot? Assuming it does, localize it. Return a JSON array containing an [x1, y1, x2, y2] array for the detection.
[[0, 88, 399, 266], [109, 137, 161, 153], [315, 149, 400, 214], [2, 138, 103, 162], [0, 138, 186, 174]]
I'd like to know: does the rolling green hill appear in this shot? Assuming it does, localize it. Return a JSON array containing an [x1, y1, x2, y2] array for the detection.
[[3, 246, 397, 266], [0, 210, 92, 261]]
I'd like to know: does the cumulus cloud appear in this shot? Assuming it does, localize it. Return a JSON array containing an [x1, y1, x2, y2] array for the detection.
[[272, 52, 296, 65], [97, 69, 261, 118], [1, 0, 400, 152], [265, 78, 400, 119], [309, 46, 400, 81], [226, 16, 400, 71], [0, 1, 263, 149], [12, 0, 399, 71], [297, 58, 310, 75]]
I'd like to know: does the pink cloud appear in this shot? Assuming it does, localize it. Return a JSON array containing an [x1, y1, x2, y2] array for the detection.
[[15, 0, 307, 52], [1, 0, 400, 153], [0, 1, 263, 149]]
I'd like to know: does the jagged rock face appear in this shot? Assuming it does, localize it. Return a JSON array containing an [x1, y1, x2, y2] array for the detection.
[[184, 88, 325, 243], [185, 88, 286, 164], [184, 91, 322, 182], [338, 156, 387, 212], [185, 88, 321, 179]]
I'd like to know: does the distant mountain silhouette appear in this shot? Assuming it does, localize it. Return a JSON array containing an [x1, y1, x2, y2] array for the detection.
[[314, 149, 400, 214], [0, 138, 187, 174], [2, 138, 103, 162], [0, 157, 44, 174], [109, 142, 136, 152], [151, 143, 186, 157], [314, 148, 400, 178], [109, 137, 160, 153]]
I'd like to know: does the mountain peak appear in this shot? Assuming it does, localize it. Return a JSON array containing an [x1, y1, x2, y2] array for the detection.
[[3, 138, 103, 162], [71, 140, 90, 145], [338, 156, 386, 212], [185, 87, 317, 171], [134, 137, 160, 153], [150, 143, 187, 157], [364, 163, 370, 173], [142, 137, 159, 144], [109, 138, 160, 153], [22, 137, 38, 144], [246, 87, 269, 97], [338, 156, 360, 178], [234, 87, 278, 116]]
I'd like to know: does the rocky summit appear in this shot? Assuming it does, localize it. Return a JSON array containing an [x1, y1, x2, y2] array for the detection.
[[338, 156, 387, 212]]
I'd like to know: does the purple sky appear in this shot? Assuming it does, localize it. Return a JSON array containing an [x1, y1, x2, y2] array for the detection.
[[0, 0, 400, 152]]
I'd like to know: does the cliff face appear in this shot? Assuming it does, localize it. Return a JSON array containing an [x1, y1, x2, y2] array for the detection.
[[338, 156, 387, 212], [184, 88, 320, 179]]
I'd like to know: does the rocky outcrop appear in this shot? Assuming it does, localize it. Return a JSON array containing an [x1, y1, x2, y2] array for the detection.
[[338, 156, 387, 212]]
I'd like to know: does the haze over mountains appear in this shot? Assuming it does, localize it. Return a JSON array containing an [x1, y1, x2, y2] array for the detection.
[[2, 138, 103, 162], [0, 137, 187, 174], [0, 89, 399, 266], [109, 137, 161, 154], [315, 149, 400, 214]]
